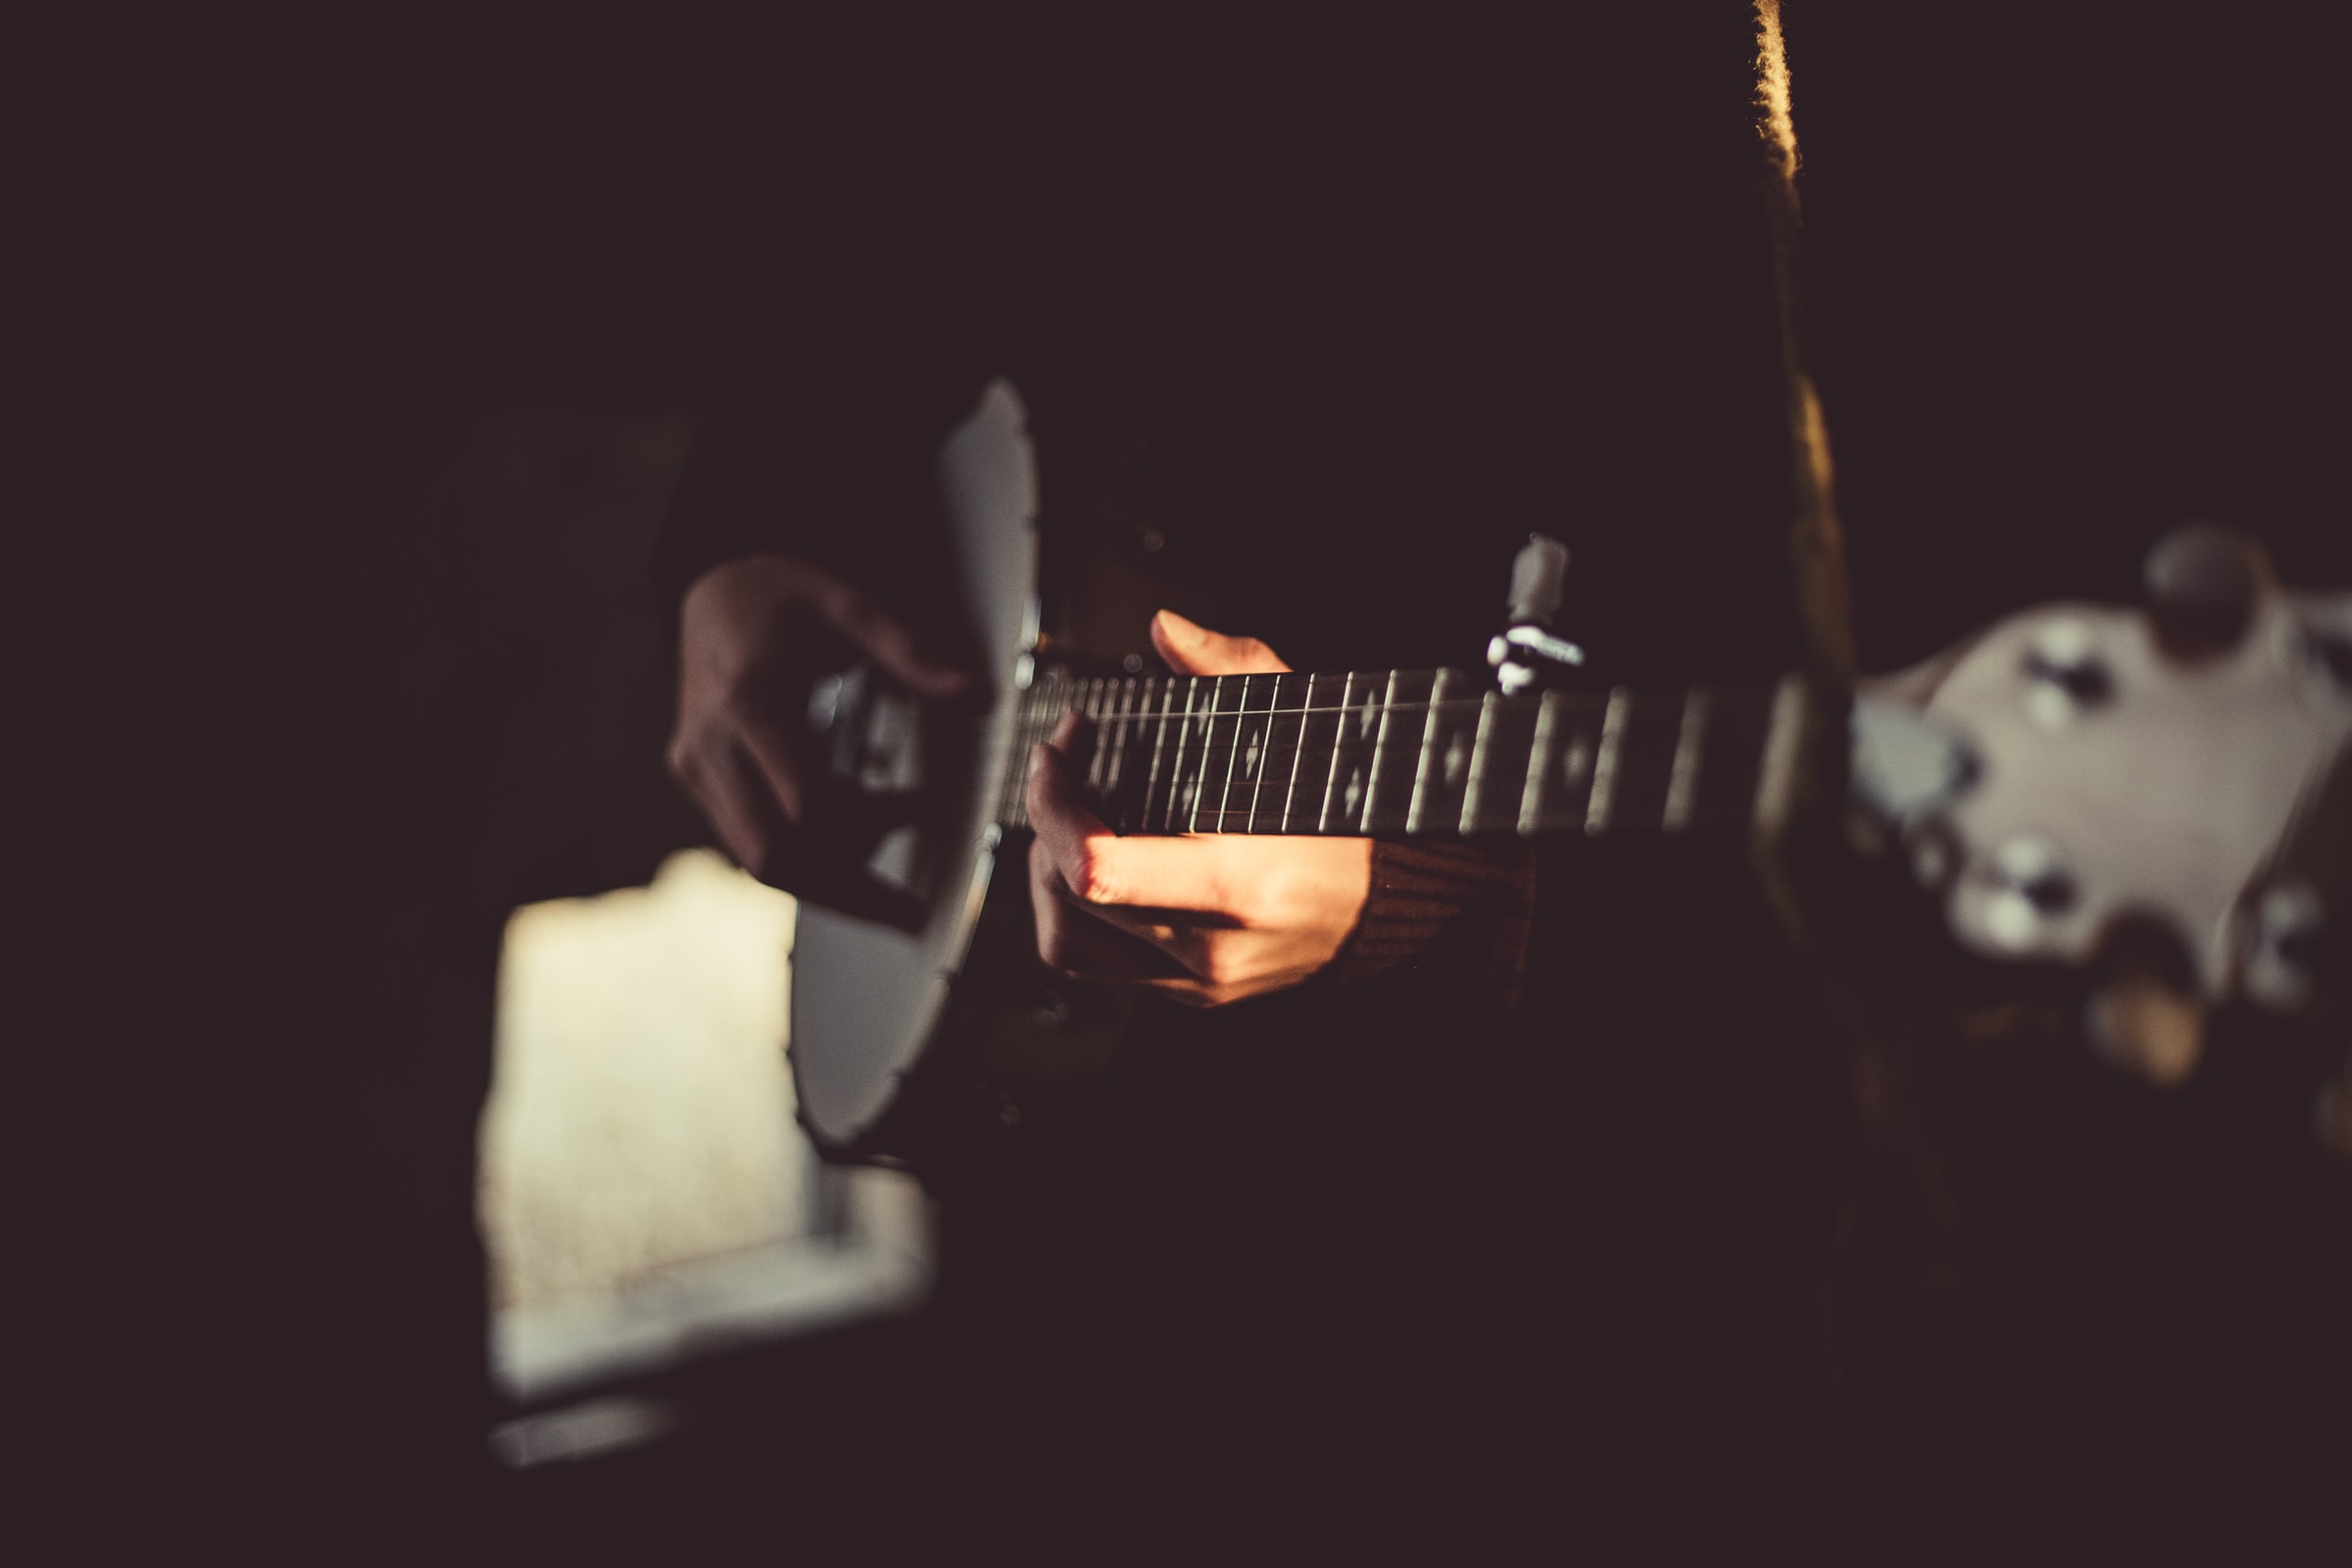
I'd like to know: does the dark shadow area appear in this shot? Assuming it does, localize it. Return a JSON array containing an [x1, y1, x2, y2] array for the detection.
[[21, 4, 2345, 1559]]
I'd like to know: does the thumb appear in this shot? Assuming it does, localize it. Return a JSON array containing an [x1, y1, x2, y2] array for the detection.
[[1151, 611, 1290, 676]]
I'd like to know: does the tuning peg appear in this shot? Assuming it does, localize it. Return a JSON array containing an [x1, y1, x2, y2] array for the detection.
[[1506, 532, 1569, 626], [2019, 616, 2115, 730], [1489, 534, 1586, 695], [2144, 524, 2275, 663]]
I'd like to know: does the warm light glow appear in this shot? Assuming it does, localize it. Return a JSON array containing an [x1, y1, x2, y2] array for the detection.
[[480, 850, 802, 1313], [1754, 0, 1801, 189], [1752, 0, 1855, 684]]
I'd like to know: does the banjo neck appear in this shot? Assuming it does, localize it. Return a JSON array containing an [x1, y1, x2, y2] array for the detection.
[[995, 667, 1815, 841]]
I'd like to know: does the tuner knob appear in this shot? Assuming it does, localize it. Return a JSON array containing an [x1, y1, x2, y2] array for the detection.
[[2144, 523, 2273, 662], [2019, 617, 2114, 730], [1981, 834, 2080, 948]]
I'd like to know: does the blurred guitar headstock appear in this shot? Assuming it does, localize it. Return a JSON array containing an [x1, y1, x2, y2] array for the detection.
[[1849, 525, 2351, 1151]]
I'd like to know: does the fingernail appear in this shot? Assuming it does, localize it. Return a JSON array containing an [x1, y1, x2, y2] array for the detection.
[[1158, 609, 1208, 642]]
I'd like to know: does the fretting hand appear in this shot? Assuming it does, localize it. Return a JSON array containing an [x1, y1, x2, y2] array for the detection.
[[1025, 611, 1375, 1006]]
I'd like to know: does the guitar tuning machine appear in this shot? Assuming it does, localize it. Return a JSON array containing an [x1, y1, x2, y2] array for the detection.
[[1488, 533, 1587, 695]]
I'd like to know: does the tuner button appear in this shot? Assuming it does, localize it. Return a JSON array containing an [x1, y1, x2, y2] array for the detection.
[[2242, 878, 2327, 1010], [2019, 617, 2114, 729], [2144, 524, 2272, 662], [1983, 835, 2080, 948]]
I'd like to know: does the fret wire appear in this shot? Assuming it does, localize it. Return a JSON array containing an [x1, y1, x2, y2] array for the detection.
[[1214, 674, 1250, 833], [1662, 689, 1710, 832], [1167, 677, 1201, 832], [1239, 675, 1262, 833], [1186, 675, 1215, 832], [1405, 668, 1464, 834], [1279, 671, 1316, 833], [1245, 675, 1283, 832], [1458, 690, 1500, 835], [1320, 671, 1365, 833], [1517, 690, 1561, 834], [1082, 678, 1103, 789], [1142, 676, 1179, 830], [1584, 688, 1630, 835], [1091, 678, 1112, 793], [1358, 671, 1406, 831], [1752, 674, 1809, 839]]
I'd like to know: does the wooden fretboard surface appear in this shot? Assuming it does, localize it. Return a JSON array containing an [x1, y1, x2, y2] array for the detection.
[[998, 668, 1808, 839]]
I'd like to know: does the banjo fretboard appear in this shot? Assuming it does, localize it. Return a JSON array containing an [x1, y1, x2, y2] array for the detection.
[[997, 668, 1809, 839]]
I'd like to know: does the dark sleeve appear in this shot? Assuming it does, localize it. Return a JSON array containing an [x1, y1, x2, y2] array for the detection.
[[1321, 840, 1540, 1016]]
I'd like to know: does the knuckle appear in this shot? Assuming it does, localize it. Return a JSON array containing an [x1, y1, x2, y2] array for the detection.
[[1069, 842, 1120, 905]]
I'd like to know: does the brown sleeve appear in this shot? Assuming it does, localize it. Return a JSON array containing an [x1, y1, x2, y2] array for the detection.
[[1319, 839, 1540, 1015]]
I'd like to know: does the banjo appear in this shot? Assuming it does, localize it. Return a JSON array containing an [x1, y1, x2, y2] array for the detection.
[[787, 379, 2352, 1169]]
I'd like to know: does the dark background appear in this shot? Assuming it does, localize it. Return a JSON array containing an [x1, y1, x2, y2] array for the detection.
[[22, 2, 2345, 1556]]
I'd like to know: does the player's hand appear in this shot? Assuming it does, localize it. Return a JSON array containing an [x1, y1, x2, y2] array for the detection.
[[1025, 611, 1374, 1006], [669, 553, 973, 876]]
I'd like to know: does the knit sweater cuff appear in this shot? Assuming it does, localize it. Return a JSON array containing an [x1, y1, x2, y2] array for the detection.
[[1320, 839, 1539, 1009]]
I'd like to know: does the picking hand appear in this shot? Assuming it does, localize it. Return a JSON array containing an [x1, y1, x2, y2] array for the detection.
[[1025, 612, 1374, 1006], [668, 553, 973, 878]]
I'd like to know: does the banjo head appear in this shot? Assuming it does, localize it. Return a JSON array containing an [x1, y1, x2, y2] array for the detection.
[[791, 380, 1040, 1152]]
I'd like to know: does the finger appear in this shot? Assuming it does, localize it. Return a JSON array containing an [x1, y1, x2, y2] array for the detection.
[[819, 585, 976, 698], [730, 700, 810, 824], [1026, 738, 1113, 879], [1029, 745, 1253, 915], [1048, 709, 1102, 788], [1027, 844, 1199, 983], [1151, 610, 1289, 677], [1049, 708, 1094, 758], [684, 739, 792, 872]]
